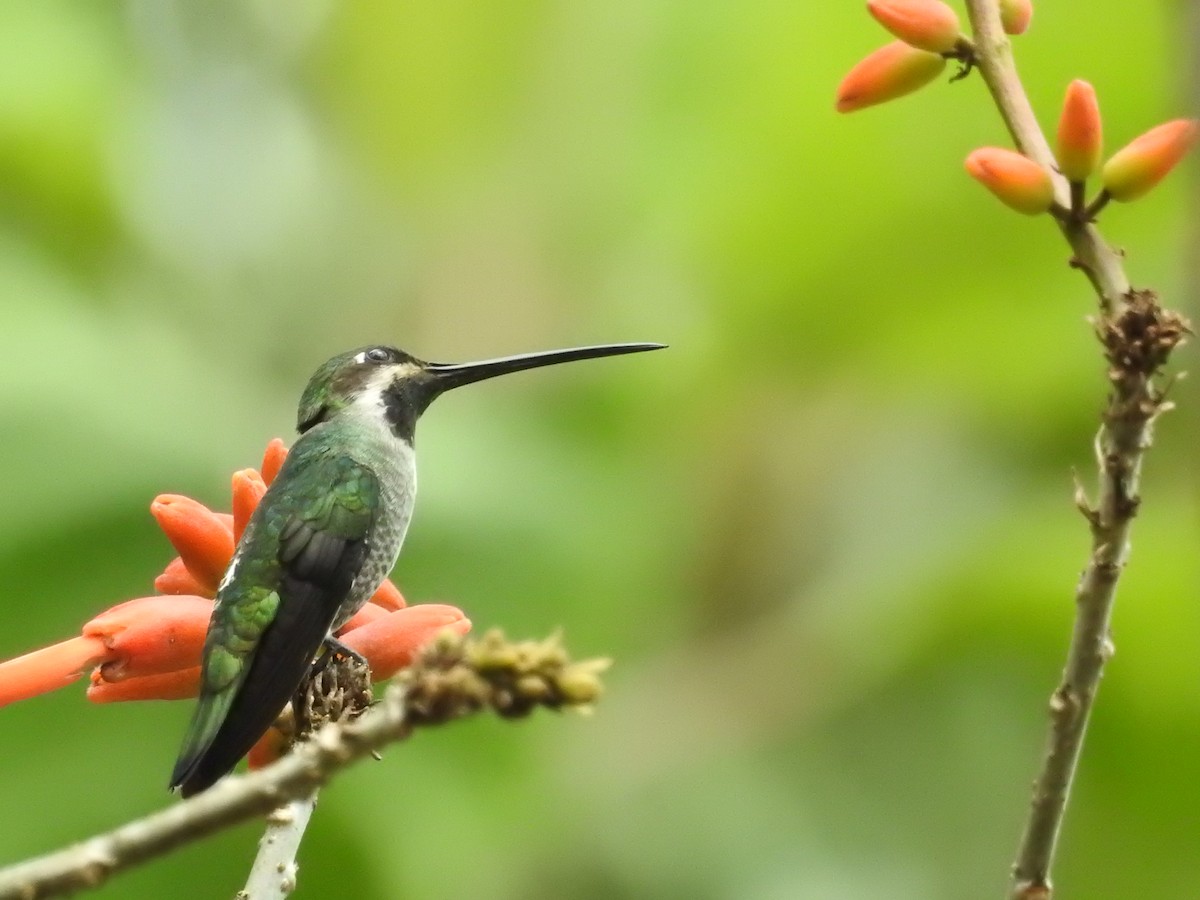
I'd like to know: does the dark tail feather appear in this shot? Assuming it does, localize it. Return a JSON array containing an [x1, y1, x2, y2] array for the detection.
[[170, 586, 336, 796], [169, 690, 237, 795]]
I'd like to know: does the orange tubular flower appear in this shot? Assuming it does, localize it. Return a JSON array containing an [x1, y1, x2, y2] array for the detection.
[[341, 605, 471, 680], [0, 438, 465, 772], [150, 495, 234, 594], [836, 40, 947, 113], [247, 725, 291, 770], [369, 578, 406, 612], [1101, 119, 1199, 202], [84, 596, 213, 682], [965, 147, 1055, 215], [867, 0, 962, 54], [999, 0, 1033, 35], [231, 469, 268, 543], [0, 637, 105, 707], [0, 596, 211, 707], [259, 438, 288, 485], [1056, 80, 1102, 183], [155, 557, 210, 597], [337, 601, 390, 635]]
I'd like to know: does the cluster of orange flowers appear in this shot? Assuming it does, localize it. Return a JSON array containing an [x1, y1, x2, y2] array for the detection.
[[834, 0, 1196, 216], [0, 440, 471, 767]]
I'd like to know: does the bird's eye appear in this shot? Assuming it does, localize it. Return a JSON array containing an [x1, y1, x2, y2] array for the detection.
[[365, 348, 391, 363]]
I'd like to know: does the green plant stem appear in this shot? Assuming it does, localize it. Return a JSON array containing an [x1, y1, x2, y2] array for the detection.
[[961, 3, 1187, 898]]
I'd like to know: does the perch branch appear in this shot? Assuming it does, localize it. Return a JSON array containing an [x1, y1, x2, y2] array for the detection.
[[0, 630, 608, 900]]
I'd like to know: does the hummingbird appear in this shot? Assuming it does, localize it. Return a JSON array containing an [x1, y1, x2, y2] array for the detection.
[[169, 341, 663, 796]]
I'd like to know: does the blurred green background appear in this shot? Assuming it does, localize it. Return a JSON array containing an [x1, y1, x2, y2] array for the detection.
[[0, 2, 1196, 897]]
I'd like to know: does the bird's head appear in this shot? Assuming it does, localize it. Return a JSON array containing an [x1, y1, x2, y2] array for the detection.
[[296, 342, 665, 440]]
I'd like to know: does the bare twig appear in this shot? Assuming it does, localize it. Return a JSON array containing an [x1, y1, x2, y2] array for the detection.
[[960, 4, 1191, 898], [1009, 294, 1187, 900], [0, 630, 608, 900]]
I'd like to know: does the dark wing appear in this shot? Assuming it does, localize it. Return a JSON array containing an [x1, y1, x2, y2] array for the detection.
[[170, 450, 379, 796]]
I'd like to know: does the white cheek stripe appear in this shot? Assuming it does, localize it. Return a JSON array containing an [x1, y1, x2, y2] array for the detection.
[[351, 364, 419, 413], [352, 369, 390, 412]]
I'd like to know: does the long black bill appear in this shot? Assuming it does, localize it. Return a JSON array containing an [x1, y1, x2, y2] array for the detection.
[[425, 342, 665, 394]]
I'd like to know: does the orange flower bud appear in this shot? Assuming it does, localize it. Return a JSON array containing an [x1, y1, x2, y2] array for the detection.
[[368, 579, 406, 611], [231, 468, 268, 543], [999, 0, 1033, 35], [155, 557, 214, 598], [342, 605, 472, 680], [1056, 80, 1102, 182], [1101, 119, 1199, 202], [867, 0, 961, 54], [260, 439, 289, 486], [965, 147, 1055, 214], [836, 40, 946, 113], [151, 495, 235, 593]]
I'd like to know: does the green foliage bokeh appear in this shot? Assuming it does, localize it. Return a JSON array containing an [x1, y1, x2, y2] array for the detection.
[[0, 2, 1196, 898]]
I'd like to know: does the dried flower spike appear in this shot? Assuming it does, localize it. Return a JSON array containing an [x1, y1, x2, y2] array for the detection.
[[836, 40, 947, 113], [999, 0, 1033, 35], [1101, 119, 1199, 202], [867, 0, 962, 54], [1056, 80, 1102, 182], [965, 148, 1055, 215]]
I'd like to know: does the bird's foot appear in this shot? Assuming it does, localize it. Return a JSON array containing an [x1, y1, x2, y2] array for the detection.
[[320, 635, 368, 669]]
